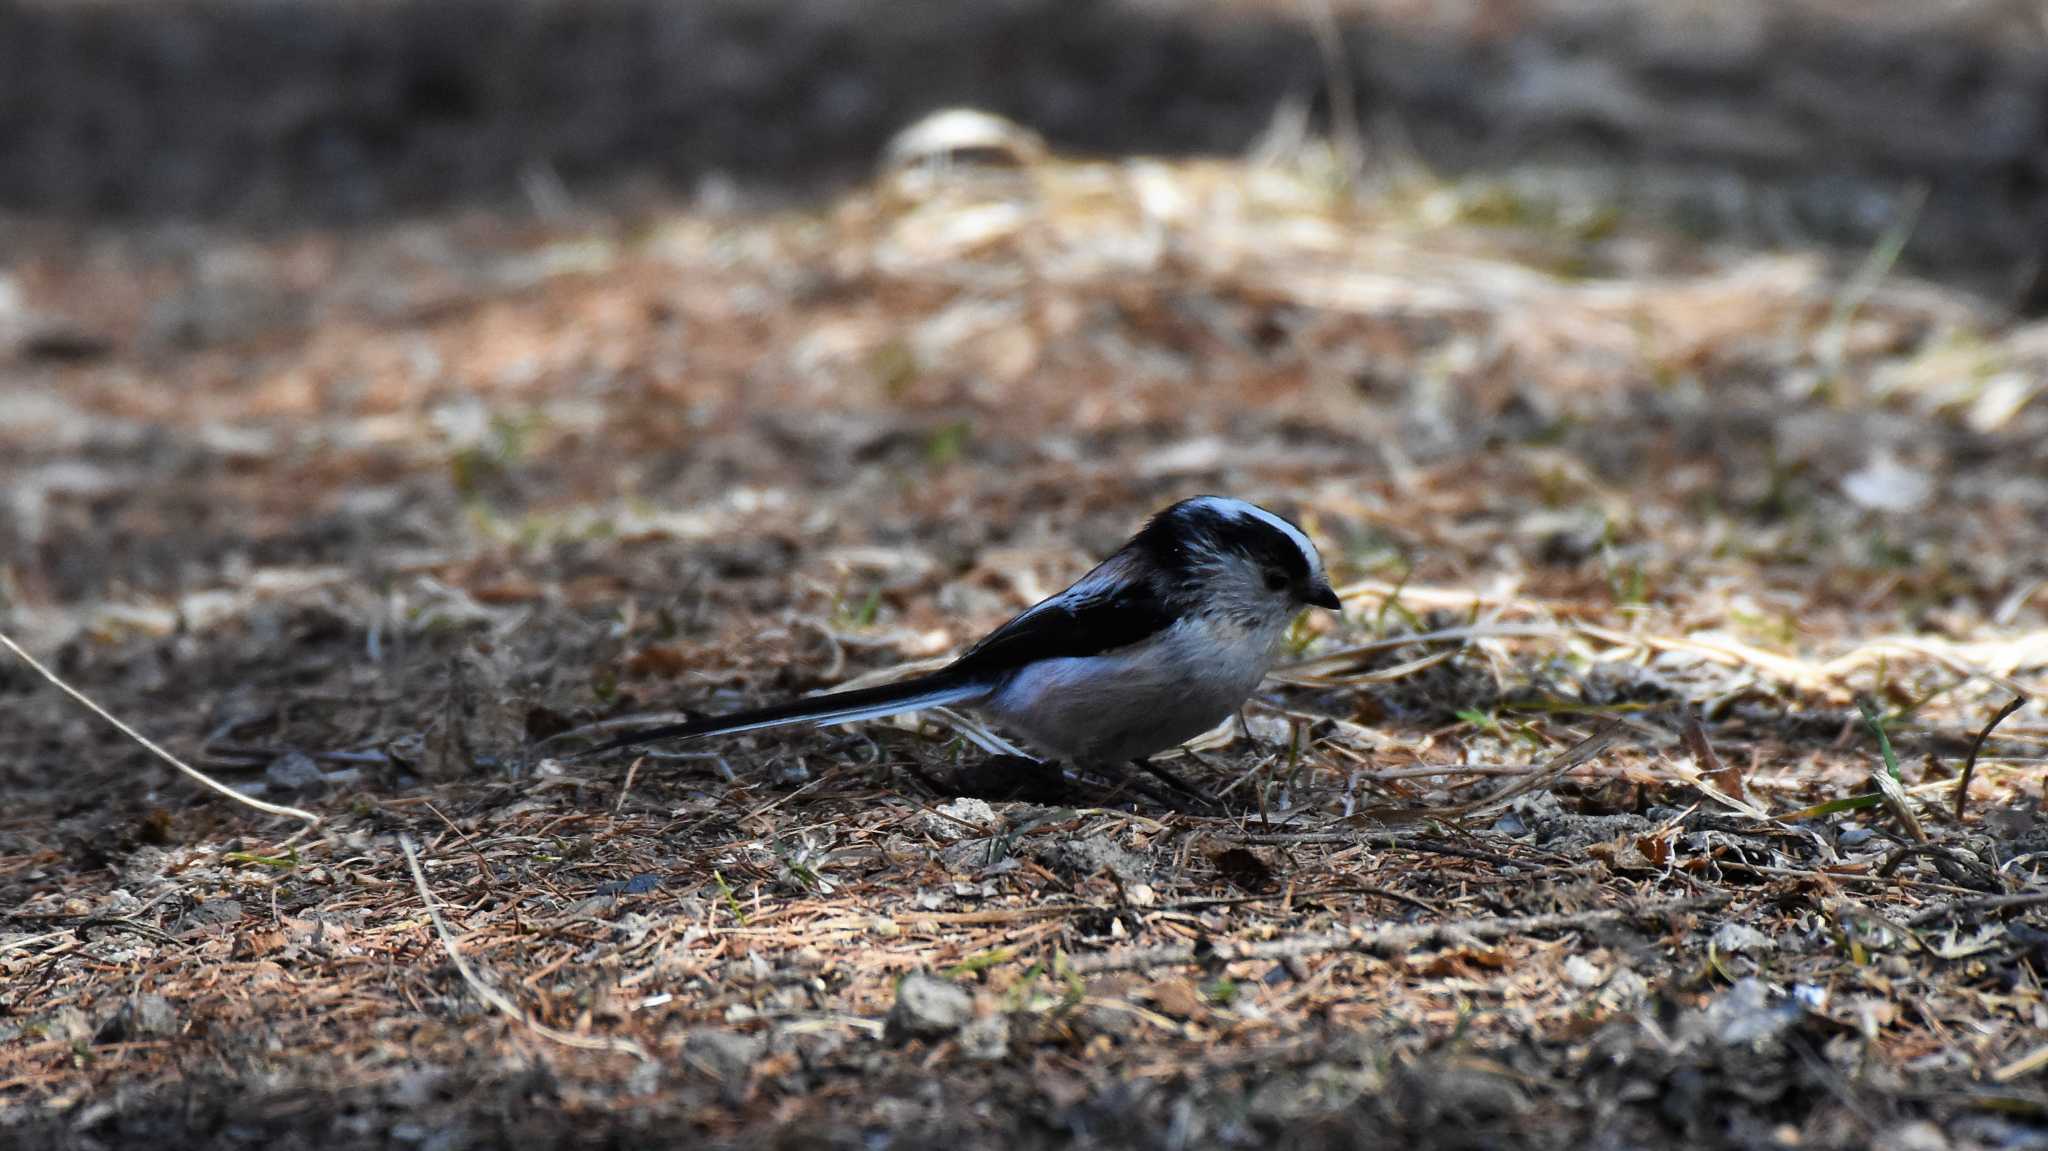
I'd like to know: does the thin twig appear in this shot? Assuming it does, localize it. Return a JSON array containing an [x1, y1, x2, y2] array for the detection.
[[0, 628, 322, 833], [1232, 828, 1564, 868], [1874, 843, 2001, 892], [1274, 624, 1563, 682], [1955, 696, 2027, 821], [1299, 0, 1366, 186], [1067, 894, 1729, 974], [1419, 721, 1625, 821], [615, 754, 646, 814], [399, 833, 652, 1062], [1991, 1041, 2048, 1084], [1906, 888, 2048, 928]]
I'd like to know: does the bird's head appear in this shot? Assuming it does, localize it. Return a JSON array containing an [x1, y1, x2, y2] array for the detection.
[[1134, 496, 1342, 626]]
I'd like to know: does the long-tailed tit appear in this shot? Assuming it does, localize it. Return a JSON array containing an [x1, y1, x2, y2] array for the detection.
[[571, 496, 1341, 771]]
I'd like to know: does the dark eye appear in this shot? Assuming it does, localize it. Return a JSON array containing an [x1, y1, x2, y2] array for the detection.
[[1263, 569, 1289, 592]]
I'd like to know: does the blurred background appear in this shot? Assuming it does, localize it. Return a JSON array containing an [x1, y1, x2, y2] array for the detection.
[[4, 0, 2045, 619], [3, 0, 2047, 292]]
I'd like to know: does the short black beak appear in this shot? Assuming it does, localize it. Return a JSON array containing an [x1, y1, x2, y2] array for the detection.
[[1307, 582, 1343, 611]]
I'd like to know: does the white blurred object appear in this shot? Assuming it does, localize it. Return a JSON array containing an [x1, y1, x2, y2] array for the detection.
[[882, 107, 1045, 174], [1969, 371, 2040, 433], [1842, 449, 1933, 512]]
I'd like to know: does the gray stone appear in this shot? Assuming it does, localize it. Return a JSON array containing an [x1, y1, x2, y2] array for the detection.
[[131, 993, 178, 1037], [922, 797, 998, 841], [264, 750, 326, 792], [887, 972, 973, 1042], [682, 1028, 765, 1082], [96, 994, 179, 1043], [1694, 977, 1804, 1049], [1034, 834, 1149, 883], [958, 1013, 1011, 1062], [1709, 922, 1774, 955], [177, 898, 244, 935]]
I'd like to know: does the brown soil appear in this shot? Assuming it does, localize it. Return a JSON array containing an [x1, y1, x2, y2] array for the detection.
[[2, 133, 2045, 1149]]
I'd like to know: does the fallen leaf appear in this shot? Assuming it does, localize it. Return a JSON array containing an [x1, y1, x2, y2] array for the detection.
[[1148, 978, 1206, 1019], [623, 644, 695, 678], [1680, 713, 1752, 807]]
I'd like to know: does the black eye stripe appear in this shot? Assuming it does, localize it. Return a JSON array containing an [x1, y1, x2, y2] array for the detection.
[[1130, 498, 1318, 588], [1224, 523, 1312, 583]]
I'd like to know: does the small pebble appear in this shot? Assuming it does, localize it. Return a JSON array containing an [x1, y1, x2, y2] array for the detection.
[[887, 972, 973, 1042]]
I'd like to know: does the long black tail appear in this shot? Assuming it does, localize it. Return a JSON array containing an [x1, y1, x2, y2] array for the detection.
[[562, 672, 989, 760]]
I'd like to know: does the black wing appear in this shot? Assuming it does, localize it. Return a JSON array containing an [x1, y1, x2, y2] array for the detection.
[[949, 564, 1179, 679]]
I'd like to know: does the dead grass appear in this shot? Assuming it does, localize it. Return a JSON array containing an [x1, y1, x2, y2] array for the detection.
[[1, 121, 2045, 1149]]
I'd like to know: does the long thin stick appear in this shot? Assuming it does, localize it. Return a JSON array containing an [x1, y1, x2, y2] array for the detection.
[[1955, 696, 2027, 821], [1435, 720, 1625, 820], [399, 834, 651, 1062], [1992, 1041, 2048, 1084], [1301, 0, 1366, 186], [1906, 888, 2048, 927], [1068, 894, 1728, 974], [0, 628, 321, 830], [614, 754, 645, 814]]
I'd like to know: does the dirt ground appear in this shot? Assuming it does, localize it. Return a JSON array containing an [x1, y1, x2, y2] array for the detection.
[[3, 124, 2047, 1148]]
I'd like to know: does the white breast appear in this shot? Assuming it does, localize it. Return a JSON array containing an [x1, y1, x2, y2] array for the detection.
[[975, 613, 1287, 764]]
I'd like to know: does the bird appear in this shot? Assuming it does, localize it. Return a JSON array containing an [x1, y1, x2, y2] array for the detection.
[[566, 496, 1342, 784]]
